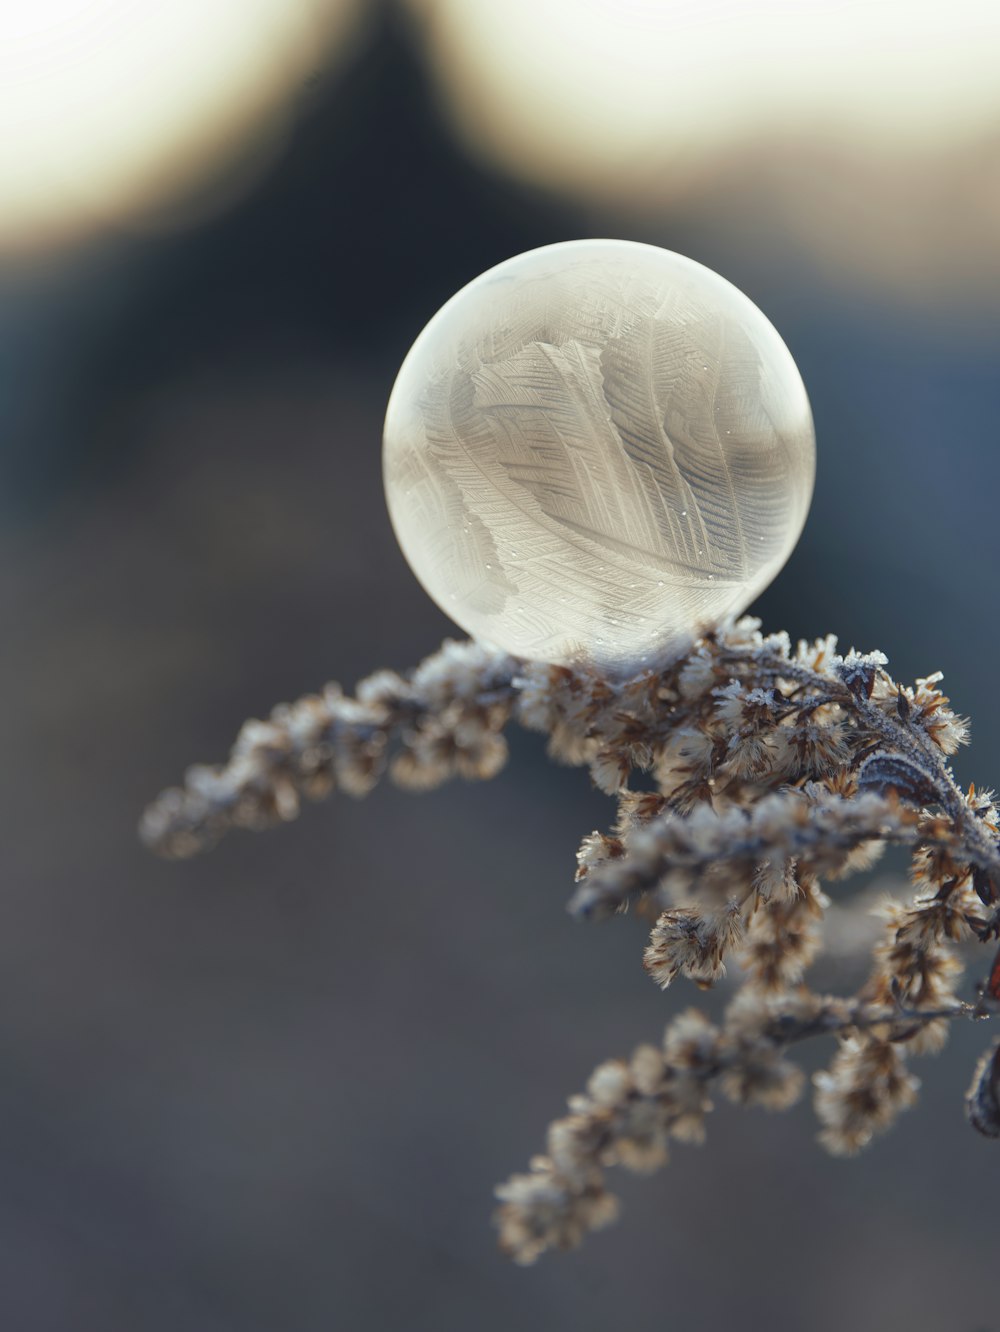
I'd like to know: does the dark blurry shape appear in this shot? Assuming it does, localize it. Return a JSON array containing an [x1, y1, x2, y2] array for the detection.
[[0, 0, 365, 253], [966, 1041, 1000, 1137]]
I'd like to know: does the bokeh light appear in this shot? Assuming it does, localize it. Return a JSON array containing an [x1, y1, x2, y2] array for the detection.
[[412, 0, 1000, 304], [0, 0, 363, 252], [415, 0, 1000, 181]]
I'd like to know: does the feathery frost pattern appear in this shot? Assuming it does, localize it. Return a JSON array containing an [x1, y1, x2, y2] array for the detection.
[[383, 240, 815, 671], [142, 617, 1000, 1261]]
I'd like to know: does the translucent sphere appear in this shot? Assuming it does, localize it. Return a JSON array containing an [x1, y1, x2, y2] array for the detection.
[[383, 239, 815, 673]]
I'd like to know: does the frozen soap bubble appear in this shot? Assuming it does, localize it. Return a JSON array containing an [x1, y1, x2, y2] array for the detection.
[[383, 239, 815, 674]]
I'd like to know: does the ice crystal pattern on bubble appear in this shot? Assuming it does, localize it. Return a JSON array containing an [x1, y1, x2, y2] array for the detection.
[[383, 240, 815, 672]]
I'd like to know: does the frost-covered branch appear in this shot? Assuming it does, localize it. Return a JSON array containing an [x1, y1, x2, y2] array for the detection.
[[495, 991, 977, 1264], [139, 641, 518, 859], [140, 617, 1000, 1259], [567, 789, 919, 921]]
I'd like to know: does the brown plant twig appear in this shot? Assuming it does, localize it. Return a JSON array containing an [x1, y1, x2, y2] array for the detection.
[[140, 617, 1000, 1260], [495, 993, 980, 1264]]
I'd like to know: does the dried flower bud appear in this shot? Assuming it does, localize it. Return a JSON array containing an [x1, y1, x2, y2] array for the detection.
[[495, 1165, 619, 1265], [644, 903, 743, 989], [837, 649, 888, 700], [814, 1036, 920, 1155]]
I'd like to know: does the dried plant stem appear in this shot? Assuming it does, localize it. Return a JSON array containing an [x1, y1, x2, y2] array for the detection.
[[495, 992, 982, 1264], [140, 618, 1000, 1261], [568, 790, 916, 921], [139, 641, 517, 860]]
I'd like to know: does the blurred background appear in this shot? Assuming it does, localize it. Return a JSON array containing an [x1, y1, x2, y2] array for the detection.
[[3, 1, 1000, 1328]]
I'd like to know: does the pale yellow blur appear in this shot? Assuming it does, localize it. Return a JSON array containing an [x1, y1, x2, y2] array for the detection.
[[410, 0, 1000, 306], [414, 0, 1000, 187], [0, 0, 362, 253]]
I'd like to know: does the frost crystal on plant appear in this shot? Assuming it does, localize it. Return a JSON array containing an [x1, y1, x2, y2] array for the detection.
[[141, 618, 1000, 1263]]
